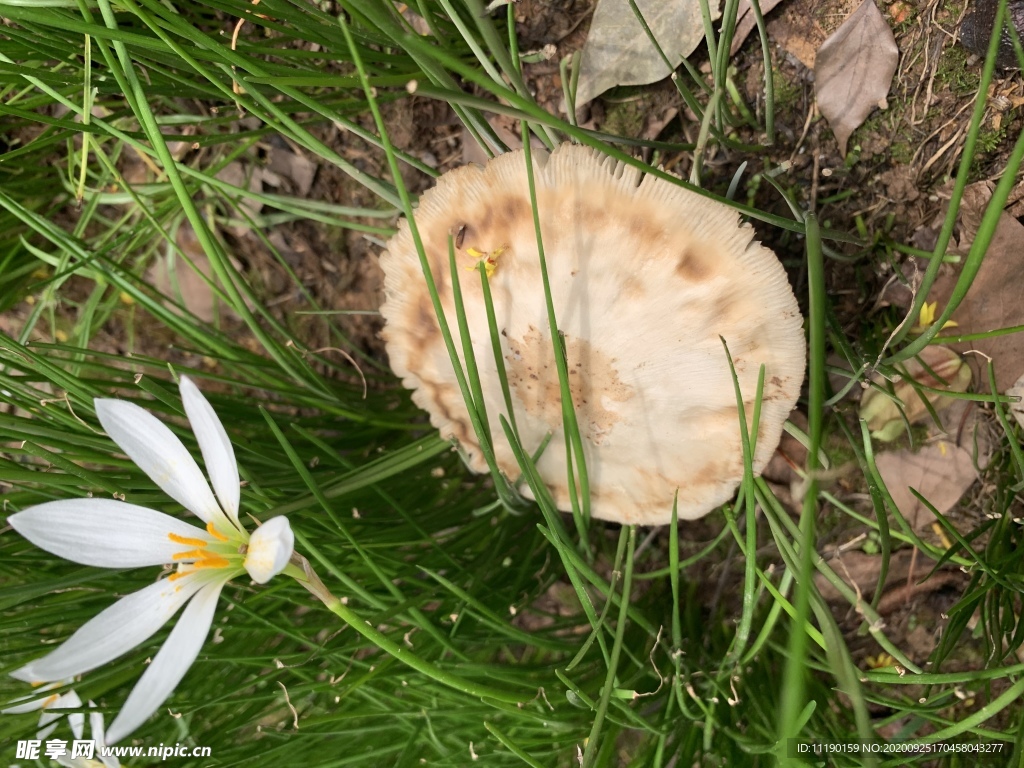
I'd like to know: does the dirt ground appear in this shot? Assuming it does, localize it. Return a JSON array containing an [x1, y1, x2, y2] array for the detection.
[[230, 0, 1024, 359]]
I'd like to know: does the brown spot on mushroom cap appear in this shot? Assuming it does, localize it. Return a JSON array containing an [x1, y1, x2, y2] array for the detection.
[[675, 247, 715, 282], [380, 144, 805, 525], [504, 326, 633, 445]]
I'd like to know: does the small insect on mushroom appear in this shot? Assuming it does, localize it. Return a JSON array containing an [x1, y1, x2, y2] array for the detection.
[[452, 223, 467, 249], [380, 144, 806, 526]]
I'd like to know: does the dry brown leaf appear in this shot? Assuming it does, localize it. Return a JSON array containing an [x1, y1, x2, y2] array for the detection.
[[816, 549, 890, 603], [461, 119, 547, 165], [729, 0, 787, 56], [641, 105, 679, 142], [814, 0, 898, 155], [461, 126, 491, 166], [395, 1, 431, 35], [266, 145, 317, 198], [147, 226, 223, 324], [146, 225, 254, 324], [815, 548, 963, 654], [858, 346, 972, 442], [575, 0, 717, 108], [929, 183, 1024, 391], [875, 442, 978, 532], [215, 161, 264, 236]]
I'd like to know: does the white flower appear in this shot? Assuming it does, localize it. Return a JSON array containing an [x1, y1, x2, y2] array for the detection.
[[4, 684, 119, 767], [7, 376, 294, 745]]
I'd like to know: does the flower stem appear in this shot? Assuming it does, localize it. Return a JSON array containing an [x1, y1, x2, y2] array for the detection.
[[322, 597, 525, 704], [289, 552, 525, 704]]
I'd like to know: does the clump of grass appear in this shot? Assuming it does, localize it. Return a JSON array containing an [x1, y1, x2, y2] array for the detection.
[[936, 46, 982, 97], [1, 1, 1023, 766]]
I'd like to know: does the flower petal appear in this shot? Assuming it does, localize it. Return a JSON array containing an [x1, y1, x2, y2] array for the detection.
[[95, 397, 222, 525], [9, 499, 211, 568], [104, 579, 225, 745], [37, 689, 84, 742], [244, 516, 294, 584], [90, 707, 121, 768], [179, 376, 241, 530], [1, 680, 66, 714], [10, 574, 207, 684]]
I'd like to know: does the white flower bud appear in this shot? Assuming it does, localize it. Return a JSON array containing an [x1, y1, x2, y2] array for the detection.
[[244, 516, 294, 584]]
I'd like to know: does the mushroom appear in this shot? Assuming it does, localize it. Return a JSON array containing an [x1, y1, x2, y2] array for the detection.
[[380, 144, 805, 526]]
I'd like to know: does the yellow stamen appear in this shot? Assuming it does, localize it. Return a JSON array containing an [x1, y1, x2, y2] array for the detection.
[[168, 552, 232, 580], [206, 522, 230, 541], [173, 548, 207, 561], [190, 555, 231, 570], [931, 521, 954, 550], [168, 532, 208, 547], [173, 542, 234, 567], [864, 653, 896, 669], [463, 243, 507, 279]]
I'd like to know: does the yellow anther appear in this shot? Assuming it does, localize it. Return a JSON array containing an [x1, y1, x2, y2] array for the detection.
[[464, 243, 507, 279], [464, 260, 497, 279], [191, 555, 231, 570], [864, 653, 896, 669], [172, 548, 207, 561], [168, 532, 208, 547], [206, 522, 230, 541], [169, 552, 231, 579], [173, 546, 234, 569]]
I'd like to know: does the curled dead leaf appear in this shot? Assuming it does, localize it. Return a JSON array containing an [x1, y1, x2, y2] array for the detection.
[[859, 346, 972, 442]]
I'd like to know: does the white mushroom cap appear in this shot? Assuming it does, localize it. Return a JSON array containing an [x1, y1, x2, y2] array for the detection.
[[380, 144, 805, 526]]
